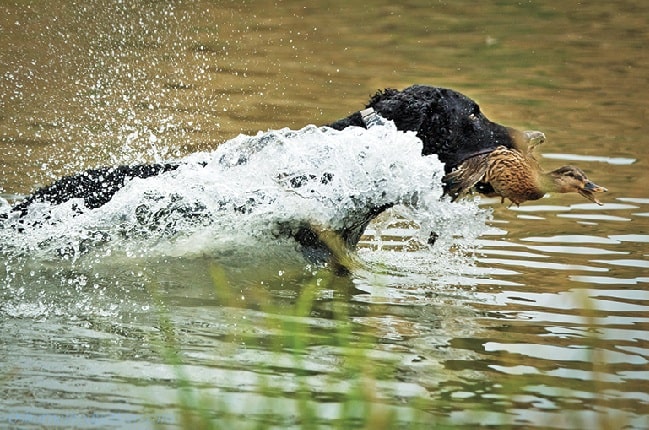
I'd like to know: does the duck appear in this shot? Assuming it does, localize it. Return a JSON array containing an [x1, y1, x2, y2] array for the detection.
[[442, 132, 608, 206]]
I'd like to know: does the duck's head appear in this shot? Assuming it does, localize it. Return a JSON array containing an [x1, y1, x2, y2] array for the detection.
[[547, 165, 608, 205]]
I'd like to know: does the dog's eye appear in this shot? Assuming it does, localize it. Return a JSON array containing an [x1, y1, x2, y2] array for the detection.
[[468, 113, 478, 121]]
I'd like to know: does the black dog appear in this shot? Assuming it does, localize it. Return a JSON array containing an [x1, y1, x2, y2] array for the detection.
[[329, 85, 526, 173], [6, 85, 527, 254]]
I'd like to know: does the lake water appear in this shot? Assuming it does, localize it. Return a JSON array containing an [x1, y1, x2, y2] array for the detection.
[[1, 1, 648, 428]]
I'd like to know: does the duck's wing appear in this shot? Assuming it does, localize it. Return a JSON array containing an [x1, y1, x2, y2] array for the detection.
[[442, 153, 491, 201], [523, 130, 545, 155]]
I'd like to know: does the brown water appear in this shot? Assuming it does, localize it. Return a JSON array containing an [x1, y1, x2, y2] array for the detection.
[[1, 1, 648, 428]]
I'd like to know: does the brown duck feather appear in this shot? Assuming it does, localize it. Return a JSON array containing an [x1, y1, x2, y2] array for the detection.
[[483, 146, 545, 205], [443, 134, 607, 206], [442, 152, 491, 202]]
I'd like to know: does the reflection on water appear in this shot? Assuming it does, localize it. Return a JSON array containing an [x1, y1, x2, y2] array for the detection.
[[1, 0, 649, 428]]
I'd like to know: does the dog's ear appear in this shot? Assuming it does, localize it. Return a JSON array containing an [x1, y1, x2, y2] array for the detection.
[[416, 100, 448, 156]]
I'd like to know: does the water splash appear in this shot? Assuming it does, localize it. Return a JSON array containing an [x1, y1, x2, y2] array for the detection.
[[1, 120, 491, 318], [2, 120, 486, 258]]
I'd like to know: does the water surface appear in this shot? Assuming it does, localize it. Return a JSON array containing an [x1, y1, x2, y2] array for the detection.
[[1, 1, 648, 428]]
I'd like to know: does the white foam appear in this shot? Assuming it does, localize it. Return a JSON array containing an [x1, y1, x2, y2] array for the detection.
[[1, 120, 489, 262]]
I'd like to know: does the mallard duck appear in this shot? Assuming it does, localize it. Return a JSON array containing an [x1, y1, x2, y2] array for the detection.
[[443, 133, 608, 206]]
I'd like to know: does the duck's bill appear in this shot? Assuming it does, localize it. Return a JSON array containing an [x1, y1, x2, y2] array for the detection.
[[579, 181, 608, 205]]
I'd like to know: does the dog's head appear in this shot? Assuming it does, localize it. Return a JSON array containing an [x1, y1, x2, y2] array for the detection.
[[368, 85, 525, 172]]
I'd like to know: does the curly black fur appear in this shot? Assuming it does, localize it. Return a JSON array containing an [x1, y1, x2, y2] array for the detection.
[[329, 85, 521, 173], [10, 164, 179, 216], [6, 85, 523, 259]]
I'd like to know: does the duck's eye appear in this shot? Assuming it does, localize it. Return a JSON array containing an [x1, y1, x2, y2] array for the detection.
[[565, 171, 584, 181]]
